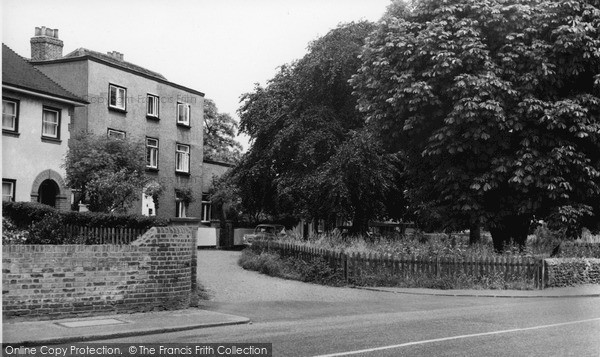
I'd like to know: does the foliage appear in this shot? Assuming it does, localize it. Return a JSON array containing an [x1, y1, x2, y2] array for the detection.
[[63, 132, 148, 213], [2, 217, 28, 245], [174, 187, 195, 204], [203, 98, 243, 163], [352, 0, 600, 250], [231, 21, 404, 232], [238, 249, 345, 286], [144, 181, 164, 210], [3, 201, 168, 231]]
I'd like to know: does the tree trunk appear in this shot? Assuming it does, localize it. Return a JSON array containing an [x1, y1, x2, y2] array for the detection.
[[350, 209, 370, 237], [489, 215, 530, 252], [469, 220, 481, 245]]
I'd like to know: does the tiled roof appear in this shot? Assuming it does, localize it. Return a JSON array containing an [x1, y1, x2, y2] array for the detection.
[[63, 48, 167, 80], [2, 43, 87, 103]]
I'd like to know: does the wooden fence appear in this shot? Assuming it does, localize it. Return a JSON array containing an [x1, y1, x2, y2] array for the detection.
[[252, 241, 545, 289], [63, 225, 147, 244]]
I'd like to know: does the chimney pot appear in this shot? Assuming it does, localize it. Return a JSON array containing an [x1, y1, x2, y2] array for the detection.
[[31, 26, 63, 61]]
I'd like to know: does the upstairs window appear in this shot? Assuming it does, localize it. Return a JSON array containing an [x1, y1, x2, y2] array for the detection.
[[175, 144, 190, 173], [109, 84, 127, 111], [177, 102, 190, 126], [2, 99, 19, 132], [2, 179, 15, 202], [42, 107, 60, 139], [147, 94, 159, 118], [146, 137, 159, 169]]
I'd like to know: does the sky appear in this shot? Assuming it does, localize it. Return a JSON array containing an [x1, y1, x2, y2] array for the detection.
[[2, 0, 391, 149]]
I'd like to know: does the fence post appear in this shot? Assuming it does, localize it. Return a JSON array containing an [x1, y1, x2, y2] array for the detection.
[[541, 259, 546, 290]]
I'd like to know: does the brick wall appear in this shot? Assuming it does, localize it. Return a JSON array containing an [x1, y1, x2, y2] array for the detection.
[[545, 258, 600, 287], [2, 226, 197, 321]]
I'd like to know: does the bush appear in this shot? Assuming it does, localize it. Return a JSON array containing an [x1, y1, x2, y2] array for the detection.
[[3, 201, 168, 230], [2, 201, 169, 245], [2, 217, 28, 245], [238, 249, 344, 285]]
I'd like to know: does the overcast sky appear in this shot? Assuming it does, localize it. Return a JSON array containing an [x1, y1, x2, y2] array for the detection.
[[2, 0, 391, 147]]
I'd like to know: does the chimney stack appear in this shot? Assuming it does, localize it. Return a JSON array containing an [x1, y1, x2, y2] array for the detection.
[[107, 51, 124, 61], [30, 26, 63, 61]]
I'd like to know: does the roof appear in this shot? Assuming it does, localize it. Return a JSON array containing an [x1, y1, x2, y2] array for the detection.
[[31, 48, 205, 97], [62, 48, 167, 80], [2, 44, 87, 104]]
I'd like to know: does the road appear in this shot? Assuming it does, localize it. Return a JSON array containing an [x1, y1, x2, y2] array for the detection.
[[96, 250, 600, 356]]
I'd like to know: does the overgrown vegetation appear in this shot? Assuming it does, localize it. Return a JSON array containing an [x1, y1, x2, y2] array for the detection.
[[239, 249, 345, 286], [2, 201, 168, 245]]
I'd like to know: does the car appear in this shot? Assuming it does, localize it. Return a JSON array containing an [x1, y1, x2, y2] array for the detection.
[[242, 224, 286, 246]]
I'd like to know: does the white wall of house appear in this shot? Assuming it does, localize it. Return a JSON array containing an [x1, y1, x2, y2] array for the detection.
[[2, 91, 73, 208]]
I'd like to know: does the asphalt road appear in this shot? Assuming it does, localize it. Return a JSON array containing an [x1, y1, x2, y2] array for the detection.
[[96, 250, 600, 356]]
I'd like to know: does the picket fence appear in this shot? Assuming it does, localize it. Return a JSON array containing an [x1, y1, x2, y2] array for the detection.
[[63, 225, 147, 244], [252, 241, 545, 289]]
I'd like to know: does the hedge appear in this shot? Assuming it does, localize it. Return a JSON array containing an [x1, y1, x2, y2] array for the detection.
[[2, 201, 169, 230]]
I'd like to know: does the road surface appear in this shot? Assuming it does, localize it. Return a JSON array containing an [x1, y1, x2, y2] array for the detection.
[[96, 250, 600, 356]]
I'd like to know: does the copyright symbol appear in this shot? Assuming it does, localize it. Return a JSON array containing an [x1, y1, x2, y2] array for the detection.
[[129, 346, 137, 354]]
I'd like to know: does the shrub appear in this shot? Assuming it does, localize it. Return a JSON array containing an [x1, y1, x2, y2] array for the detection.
[[2, 201, 169, 244], [3, 201, 168, 230], [2, 217, 28, 245]]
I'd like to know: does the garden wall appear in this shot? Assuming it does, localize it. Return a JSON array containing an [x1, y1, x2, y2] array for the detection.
[[2, 226, 197, 321], [544, 258, 600, 287]]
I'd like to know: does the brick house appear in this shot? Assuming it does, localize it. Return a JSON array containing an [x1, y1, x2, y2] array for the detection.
[[2, 43, 88, 210], [29, 27, 206, 219]]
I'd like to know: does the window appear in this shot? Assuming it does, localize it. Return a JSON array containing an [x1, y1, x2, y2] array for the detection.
[[146, 137, 159, 169], [176, 200, 187, 218], [201, 193, 212, 223], [2, 179, 15, 202], [42, 107, 60, 139], [175, 144, 190, 173], [2, 98, 19, 132], [177, 102, 190, 126], [107, 128, 126, 139], [109, 84, 127, 111], [147, 94, 159, 118]]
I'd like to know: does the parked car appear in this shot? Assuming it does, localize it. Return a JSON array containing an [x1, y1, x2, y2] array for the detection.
[[243, 224, 286, 246]]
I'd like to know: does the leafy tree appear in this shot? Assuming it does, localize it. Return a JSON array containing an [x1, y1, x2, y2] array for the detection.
[[203, 98, 243, 163], [229, 21, 404, 233], [63, 132, 148, 213], [352, 0, 600, 250]]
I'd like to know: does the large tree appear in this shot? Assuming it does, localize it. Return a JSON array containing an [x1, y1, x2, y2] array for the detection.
[[203, 98, 243, 163], [227, 21, 404, 233], [352, 0, 600, 250], [63, 132, 148, 213]]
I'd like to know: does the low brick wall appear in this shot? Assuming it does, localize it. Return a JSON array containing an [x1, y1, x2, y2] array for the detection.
[[2, 226, 196, 321], [545, 258, 600, 287]]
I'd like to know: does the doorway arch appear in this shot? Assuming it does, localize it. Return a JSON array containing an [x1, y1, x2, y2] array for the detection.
[[38, 179, 59, 207]]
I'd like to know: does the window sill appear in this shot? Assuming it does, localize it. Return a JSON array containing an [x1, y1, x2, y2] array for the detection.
[[176, 123, 191, 129], [2, 130, 20, 137], [175, 171, 191, 177], [108, 106, 127, 114], [146, 167, 159, 173], [41, 136, 62, 144], [146, 115, 160, 121]]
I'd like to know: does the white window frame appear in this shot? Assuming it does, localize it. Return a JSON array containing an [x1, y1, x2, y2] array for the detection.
[[109, 84, 127, 110], [146, 137, 159, 169], [201, 193, 211, 223], [107, 129, 126, 140], [2, 99, 18, 132], [177, 102, 190, 126], [147, 94, 159, 118], [175, 144, 190, 173], [42, 107, 60, 139], [2, 179, 15, 202], [176, 200, 187, 218]]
